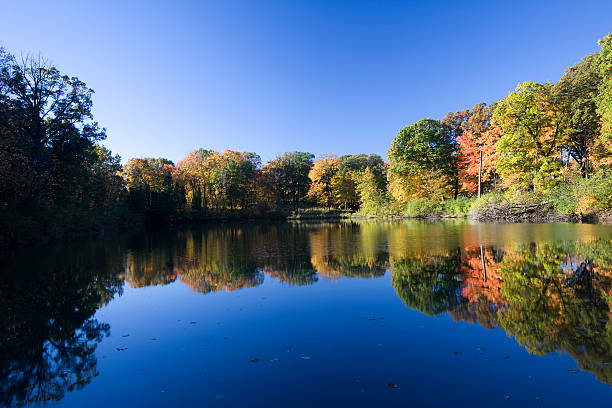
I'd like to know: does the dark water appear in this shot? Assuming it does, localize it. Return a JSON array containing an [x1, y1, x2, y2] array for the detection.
[[2, 221, 612, 407]]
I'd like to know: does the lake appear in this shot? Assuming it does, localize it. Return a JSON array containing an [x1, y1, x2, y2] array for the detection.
[[2, 221, 612, 407]]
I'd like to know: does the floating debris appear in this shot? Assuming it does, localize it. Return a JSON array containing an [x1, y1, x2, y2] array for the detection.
[[453, 352, 460, 355], [121, 334, 130, 338], [250, 358, 259, 363], [300, 356, 311, 360], [504, 356, 510, 359], [388, 382, 398, 388], [190, 321, 197, 325], [568, 369, 577, 373], [116, 347, 128, 351], [223, 337, 230, 340], [269, 358, 279, 362]]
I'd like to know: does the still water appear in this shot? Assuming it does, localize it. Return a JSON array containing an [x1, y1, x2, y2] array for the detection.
[[2, 221, 612, 407]]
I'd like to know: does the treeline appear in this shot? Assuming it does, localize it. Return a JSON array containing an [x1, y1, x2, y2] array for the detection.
[[117, 34, 612, 221], [1, 35, 612, 245]]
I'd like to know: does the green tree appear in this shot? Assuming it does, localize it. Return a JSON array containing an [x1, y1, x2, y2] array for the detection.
[[263, 151, 314, 210], [555, 54, 602, 177], [594, 33, 612, 168], [387, 119, 457, 202]]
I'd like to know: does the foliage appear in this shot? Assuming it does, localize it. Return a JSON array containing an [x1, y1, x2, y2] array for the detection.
[[0, 48, 127, 246], [262, 151, 314, 210], [547, 170, 612, 216], [595, 34, 612, 168], [388, 119, 457, 202], [307, 155, 341, 208], [493, 82, 566, 194], [444, 103, 501, 195], [555, 53, 602, 176]]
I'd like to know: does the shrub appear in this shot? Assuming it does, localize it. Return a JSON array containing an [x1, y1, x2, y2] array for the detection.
[[403, 198, 442, 217], [442, 197, 473, 217]]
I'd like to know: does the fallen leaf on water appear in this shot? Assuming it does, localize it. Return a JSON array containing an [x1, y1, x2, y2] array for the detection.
[[300, 356, 311, 360], [250, 358, 259, 363], [568, 369, 577, 373], [388, 382, 398, 388]]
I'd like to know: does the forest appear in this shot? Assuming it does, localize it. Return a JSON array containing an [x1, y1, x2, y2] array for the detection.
[[1, 34, 611, 246]]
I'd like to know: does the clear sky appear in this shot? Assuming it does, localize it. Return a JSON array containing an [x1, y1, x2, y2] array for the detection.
[[1, 0, 611, 163]]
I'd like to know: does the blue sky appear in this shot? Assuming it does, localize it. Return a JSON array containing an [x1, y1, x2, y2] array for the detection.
[[1, 0, 611, 163]]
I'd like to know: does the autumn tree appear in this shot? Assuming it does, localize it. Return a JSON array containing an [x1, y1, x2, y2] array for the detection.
[[387, 119, 457, 202], [262, 151, 314, 210], [443, 103, 500, 195], [308, 155, 341, 208], [492, 82, 566, 194]]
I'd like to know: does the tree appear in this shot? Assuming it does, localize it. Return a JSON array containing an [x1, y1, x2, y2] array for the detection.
[[307, 155, 340, 208], [0, 50, 103, 207], [122, 157, 180, 221], [444, 103, 500, 195], [178, 149, 212, 212], [594, 34, 612, 168], [262, 151, 314, 210], [387, 119, 457, 202], [555, 54, 602, 177], [493, 82, 566, 194], [356, 167, 389, 215]]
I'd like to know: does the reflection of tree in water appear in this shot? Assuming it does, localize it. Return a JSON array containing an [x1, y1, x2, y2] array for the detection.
[[176, 227, 263, 294], [0, 242, 124, 407], [309, 222, 388, 279], [389, 239, 612, 386], [123, 233, 177, 287], [257, 224, 317, 286], [498, 240, 612, 385], [390, 249, 463, 316], [450, 246, 505, 329]]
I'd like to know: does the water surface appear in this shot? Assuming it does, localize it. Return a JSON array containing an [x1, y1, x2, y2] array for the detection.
[[2, 221, 612, 407]]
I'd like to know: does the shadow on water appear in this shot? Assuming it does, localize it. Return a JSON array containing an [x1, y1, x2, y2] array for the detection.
[[1, 220, 612, 405]]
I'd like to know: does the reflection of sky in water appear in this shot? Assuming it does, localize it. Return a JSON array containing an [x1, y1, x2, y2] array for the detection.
[[2, 221, 612, 407]]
